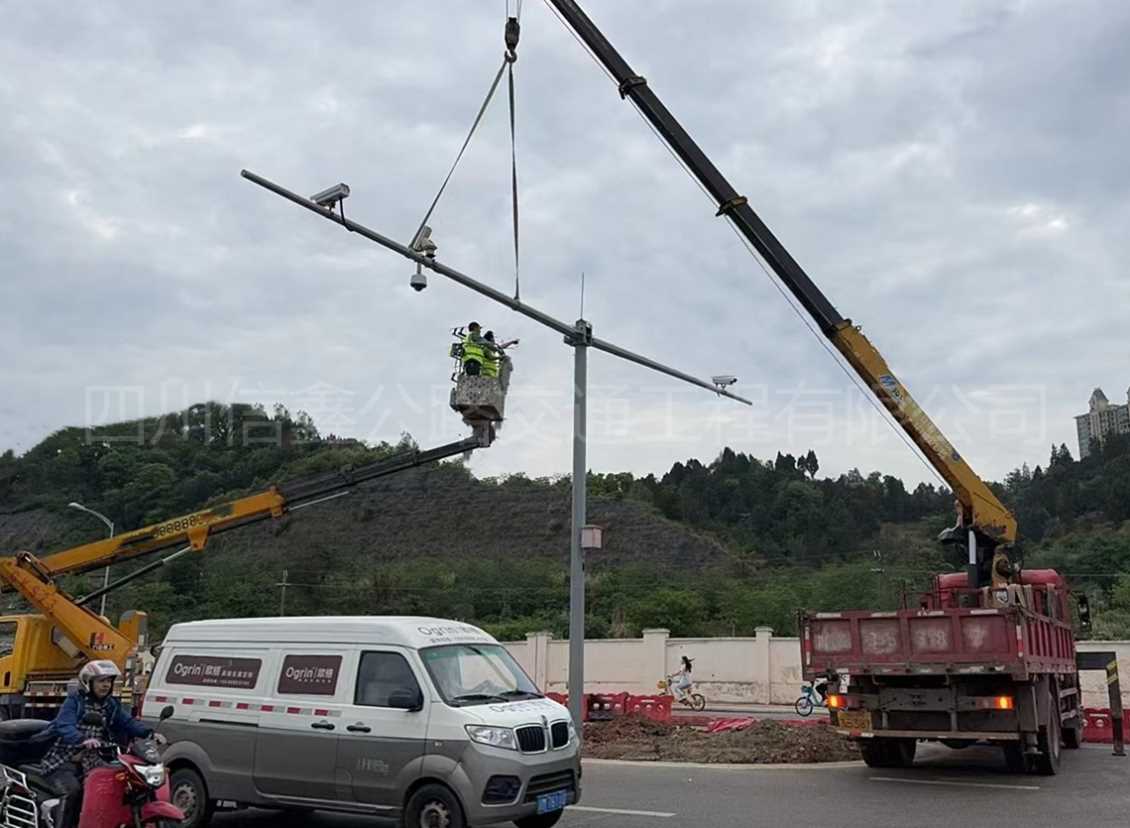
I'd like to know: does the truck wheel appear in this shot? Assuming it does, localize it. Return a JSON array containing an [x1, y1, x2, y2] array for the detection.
[[169, 767, 214, 828], [859, 738, 913, 768], [859, 739, 887, 767], [886, 738, 916, 768], [1033, 703, 1061, 775], [1062, 717, 1082, 749], [1002, 743, 1027, 773], [405, 783, 465, 828]]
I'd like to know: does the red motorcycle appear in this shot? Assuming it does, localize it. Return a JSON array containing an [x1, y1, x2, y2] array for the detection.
[[30, 706, 184, 828]]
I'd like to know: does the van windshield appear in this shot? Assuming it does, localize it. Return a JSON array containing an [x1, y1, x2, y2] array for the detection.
[[421, 643, 543, 707]]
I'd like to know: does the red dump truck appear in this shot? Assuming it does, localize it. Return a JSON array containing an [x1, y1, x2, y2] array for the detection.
[[801, 569, 1081, 774]]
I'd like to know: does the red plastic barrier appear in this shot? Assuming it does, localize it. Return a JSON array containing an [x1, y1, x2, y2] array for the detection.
[[545, 692, 568, 706], [586, 692, 630, 721], [1084, 707, 1114, 743], [626, 694, 673, 723]]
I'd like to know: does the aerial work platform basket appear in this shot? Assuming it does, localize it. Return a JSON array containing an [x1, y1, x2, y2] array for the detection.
[[449, 359, 511, 426]]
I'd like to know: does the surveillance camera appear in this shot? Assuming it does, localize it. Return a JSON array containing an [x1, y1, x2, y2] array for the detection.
[[411, 225, 437, 258], [309, 183, 350, 209], [410, 264, 428, 292], [712, 375, 738, 387]]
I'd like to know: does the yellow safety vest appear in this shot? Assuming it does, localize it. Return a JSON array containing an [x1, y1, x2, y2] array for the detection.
[[482, 351, 500, 378], [462, 334, 485, 365]]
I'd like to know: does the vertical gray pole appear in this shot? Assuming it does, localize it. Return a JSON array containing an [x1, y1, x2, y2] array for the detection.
[[568, 320, 589, 730], [280, 569, 288, 617]]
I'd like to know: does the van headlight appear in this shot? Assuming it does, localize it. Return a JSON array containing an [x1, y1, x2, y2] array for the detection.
[[568, 720, 578, 744], [465, 725, 517, 751]]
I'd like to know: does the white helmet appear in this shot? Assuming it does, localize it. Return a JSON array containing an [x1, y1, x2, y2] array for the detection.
[[78, 660, 122, 692]]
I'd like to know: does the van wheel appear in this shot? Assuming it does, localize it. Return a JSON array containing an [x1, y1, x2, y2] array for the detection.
[[405, 783, 465, 828], [170, 767, 214, 828], [515, 812, 563, 828]]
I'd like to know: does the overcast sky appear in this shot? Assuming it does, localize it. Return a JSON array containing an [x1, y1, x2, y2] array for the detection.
[[2, 0, 1127, 486]]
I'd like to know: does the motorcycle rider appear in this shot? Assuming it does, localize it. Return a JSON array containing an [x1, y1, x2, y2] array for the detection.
[[39, 660, 159, 827]]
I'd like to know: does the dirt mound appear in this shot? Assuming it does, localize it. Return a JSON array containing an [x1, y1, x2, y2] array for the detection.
[[583, 717, 858, 764]]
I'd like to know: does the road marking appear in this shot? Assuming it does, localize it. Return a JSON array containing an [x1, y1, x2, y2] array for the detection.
[[568, 805, 676, 818], [870, 776, 1040, 791]]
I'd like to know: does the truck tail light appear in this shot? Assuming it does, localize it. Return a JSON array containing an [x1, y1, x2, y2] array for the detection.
[[994, 696, 1014, 710], [827, 694, 845, 709]]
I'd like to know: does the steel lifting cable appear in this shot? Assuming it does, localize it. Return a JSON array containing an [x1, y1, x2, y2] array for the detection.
[[413, 4, 525, 301], [505, 5, 522, 301]]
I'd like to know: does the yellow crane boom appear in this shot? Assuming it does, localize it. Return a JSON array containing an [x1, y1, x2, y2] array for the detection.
[[548, 0, 1018, 586], [0, 434, 486, 684]]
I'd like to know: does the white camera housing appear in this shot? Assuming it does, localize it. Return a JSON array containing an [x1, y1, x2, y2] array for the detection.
[[310, 183, 350, 209], [712, 375, 738, 387]]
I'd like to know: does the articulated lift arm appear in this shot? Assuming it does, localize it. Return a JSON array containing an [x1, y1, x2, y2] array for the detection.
[[0, 434, 487, 665], [548, 0, 1017, 584]]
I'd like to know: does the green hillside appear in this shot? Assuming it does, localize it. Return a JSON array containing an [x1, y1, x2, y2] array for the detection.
[[2, 404, 1128, 639]]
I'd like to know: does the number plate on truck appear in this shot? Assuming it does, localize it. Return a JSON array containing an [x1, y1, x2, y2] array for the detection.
[[836, 710, 872, 731], [536, 790, 569, 814]]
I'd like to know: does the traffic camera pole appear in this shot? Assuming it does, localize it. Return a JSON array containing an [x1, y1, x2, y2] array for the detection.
[[241, 169, 751, 741], [568, 320, 591, 729]]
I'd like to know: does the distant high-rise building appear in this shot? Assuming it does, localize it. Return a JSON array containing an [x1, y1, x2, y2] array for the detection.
[[1075, 387, 1130, 459]]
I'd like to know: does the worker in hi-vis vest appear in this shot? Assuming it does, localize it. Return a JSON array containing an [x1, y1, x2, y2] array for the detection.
[[461, 321, 495, 376]]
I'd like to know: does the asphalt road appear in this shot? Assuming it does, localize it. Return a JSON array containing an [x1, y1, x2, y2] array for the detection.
[[213, 743, 1128, 827]]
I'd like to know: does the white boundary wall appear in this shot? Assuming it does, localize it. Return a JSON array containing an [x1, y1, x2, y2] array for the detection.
[[504, 629, 1130, 709]]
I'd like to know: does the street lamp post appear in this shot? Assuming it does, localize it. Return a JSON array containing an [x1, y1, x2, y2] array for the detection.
[[67, 502, 114, 617]]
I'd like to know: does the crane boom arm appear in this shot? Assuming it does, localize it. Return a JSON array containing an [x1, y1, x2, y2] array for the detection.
[[546, 0, 1017, 551]]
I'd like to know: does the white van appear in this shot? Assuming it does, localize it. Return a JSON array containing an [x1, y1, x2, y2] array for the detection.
[[143, 616, 580, 828]]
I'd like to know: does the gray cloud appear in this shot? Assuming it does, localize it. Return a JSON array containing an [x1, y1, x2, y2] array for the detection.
[[2, 0, 1127, 487]]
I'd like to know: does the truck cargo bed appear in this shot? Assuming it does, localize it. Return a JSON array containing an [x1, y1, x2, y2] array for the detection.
[[802, 607, 1076, 680]]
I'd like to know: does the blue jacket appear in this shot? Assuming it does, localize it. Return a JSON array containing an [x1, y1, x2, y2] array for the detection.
[[46, 691, 151, 747]]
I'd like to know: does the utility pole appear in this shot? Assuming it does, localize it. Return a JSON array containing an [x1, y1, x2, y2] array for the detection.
[[567, 320, 589, 725], [279, 569, 289, 616], [67, 502, 114, 617], [871, 550, 884, 607]]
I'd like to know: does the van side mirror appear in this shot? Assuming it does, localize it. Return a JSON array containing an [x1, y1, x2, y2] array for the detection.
[[388, 688, 423, 711], [159, 705, 175, 722]]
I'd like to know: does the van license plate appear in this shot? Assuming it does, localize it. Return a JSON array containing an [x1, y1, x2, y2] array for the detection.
[[536, 790, 568, 815]]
